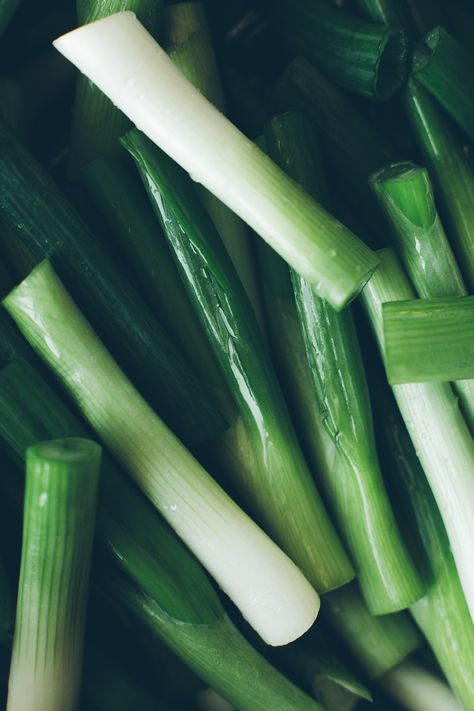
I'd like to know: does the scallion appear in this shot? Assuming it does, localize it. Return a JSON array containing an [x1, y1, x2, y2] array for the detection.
[[381, 661, 462, 711]]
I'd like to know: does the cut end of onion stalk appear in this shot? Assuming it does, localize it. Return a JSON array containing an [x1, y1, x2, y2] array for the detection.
[[53, 11, 379, 311]]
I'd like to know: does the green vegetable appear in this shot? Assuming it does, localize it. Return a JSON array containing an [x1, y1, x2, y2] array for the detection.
[[381, 661, 463, 711], [265, 110, 423, 614], [4, 261, 321, 646], [403, 79, 474, 292], [161, 1, 265, 330], [68, 0, 162, 175], [53, 12, 380, 310], [7, 438, 101, 711], [413, 26, 474, 144], [0, 118, 224, 445], [122, 127, 354, 593], [383, 296, 474, 383], [272, 0, 409, 99], [361, 248, 474, 625]]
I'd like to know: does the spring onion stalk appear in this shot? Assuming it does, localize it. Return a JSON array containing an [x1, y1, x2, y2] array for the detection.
[[123, 128, 354, 592], [161, 2, 265, 331], [403, 79, 474, 292], [6, 438, 101, 711], [68, 0, 162, 176], [107, 571, 325, 711], [265, 111, 423, 613], [274, 56, 395, 241], [53, 12, 380, 310], [0, 361, 324, 710], [271, 0, 408, 100], [361, 248, 474, 623], [322, 584, 422, 680], [195, 689, 234, 711], [381, 661, 462, 711], [81, 155, 235, 421], [373, 376, 474, 709], [275, 628, 372, 710], [0, 118, 224, 445], [0, 0, 22, 36], [4, 261, 321, 646], [413, 26, 474, 144], [354, 0, 413, 28], [383, 296, 474, 383]]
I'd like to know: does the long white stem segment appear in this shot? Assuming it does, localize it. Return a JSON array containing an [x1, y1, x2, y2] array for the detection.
[[381, 661, 462, 711], [7, 438, 101, 711], [361, 248, 474, 623], [52, 11, 379, 310], [3, 260, 320, 646]]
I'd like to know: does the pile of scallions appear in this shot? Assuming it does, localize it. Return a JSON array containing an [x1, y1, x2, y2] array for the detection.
[[0, 0, 472, 709]]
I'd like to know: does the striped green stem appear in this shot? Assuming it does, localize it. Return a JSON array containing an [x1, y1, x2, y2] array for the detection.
[[7, 438, 101, 711], [0, 358, 323, 710], [161, 1, 265, 331], [0, 118, 224, 445], [123, 128, 354, 592], [413, 26, 474, 144], [371, 160, 474, 429], [383, 296, 474, 383], [53, 12, 380, 310], [4, 261, 320, 646], [272, 0, 409, 99], [265, 110, 423, 614], [403, 79, 474, 292], [373, 374, 474, 709], [361, 248, 474, 624], [81, 154, 235, 421], [274, 56, 395, 242], [68, 0, 162, 176], [322, 584, 422, 681]]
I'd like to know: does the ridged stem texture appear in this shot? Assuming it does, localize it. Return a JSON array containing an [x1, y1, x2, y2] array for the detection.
[[123, 127, 354, 593], [361, 248, 474, 624], [3, 261, 321, 646], [413, 26, 474, 144], [403, 79, 474, 292], [68, 0, 162, 175], [53, 12, 380, 310], [7, 438, 101, 711], [271, 0, 409, 99], [265, 111, 423, 614]]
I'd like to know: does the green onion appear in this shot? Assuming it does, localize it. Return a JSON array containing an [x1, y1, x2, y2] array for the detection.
[[195, 690, 234, 711], [53, 12, 380, 310], [371, 161, 474, 429], [7, 437, 101, 711], [274, 56, 394, 241], [123, 127, 353, 593], [0, 0, 22, 36], [373, 374, 474, 709], [265, 110, 423, 614], [354, 0, 413, 28], [403, 79, 474, 292], [271, 0, 409, 100], [381, 661, 463, 711], [322, 584, 422, 681], [81, 154, 235, 421], [383, 296, 474, 383], [4, 260, 321, 646], [68, 0, 162, 175], [107, 571, 325, 711], [413, 26, 474, 144], [161, 1, 265, 331], [361, 248, 474, 624], [275, 627, 372, 709], [0, 118, 224, 445], [0, 359, 323, 710]]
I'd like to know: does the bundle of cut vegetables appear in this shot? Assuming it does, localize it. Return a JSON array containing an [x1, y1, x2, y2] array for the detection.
[[0, 0, 472, 709]]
